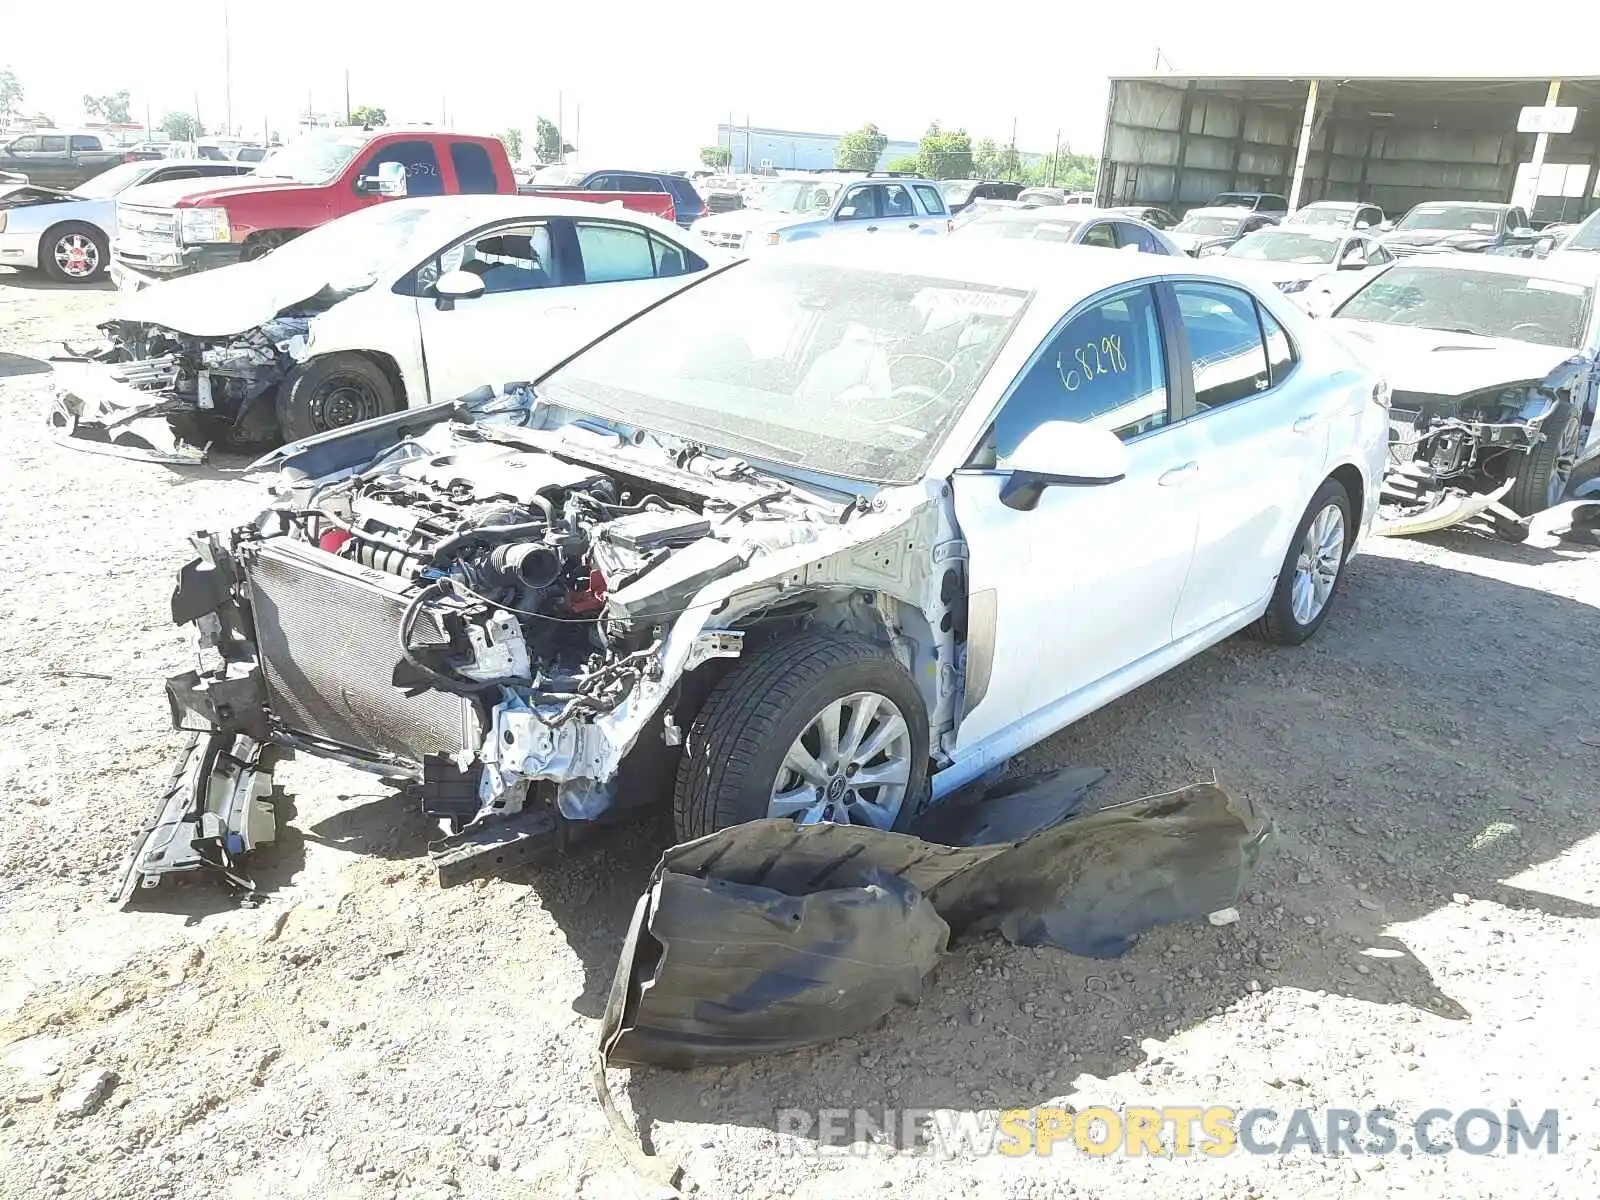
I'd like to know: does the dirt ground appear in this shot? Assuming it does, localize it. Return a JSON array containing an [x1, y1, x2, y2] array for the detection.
[[1, 268, 1598, 1200]]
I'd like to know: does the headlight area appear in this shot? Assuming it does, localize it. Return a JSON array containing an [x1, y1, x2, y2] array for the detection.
[[178, 207, 231, 245]]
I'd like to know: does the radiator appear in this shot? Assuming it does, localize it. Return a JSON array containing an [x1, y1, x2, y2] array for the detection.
[[243, 538, 477, 765]]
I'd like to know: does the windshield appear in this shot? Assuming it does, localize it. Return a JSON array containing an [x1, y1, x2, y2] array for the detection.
[[961, 214, 1081, 242], [749, 180, 841, 214], [1334, 265, 1591, 348], [1565, 213, 1600, 251], [251, 131, 369, 185], [1210, 194, 1255, 207], [247, 202, 448, 294], [539, 261, 1029, 484], [1286, 206, 1351, 228], [1226, 231, 1339, 264], [1176, 216, 1239, 236], [71, 161, 159, 199], [1396, 205, 1503, 233]]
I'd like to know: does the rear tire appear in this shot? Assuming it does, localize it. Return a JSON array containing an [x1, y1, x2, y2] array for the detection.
[[672, 633, 929, 841], [1504, 399, 1580, 516], [39, 222, 108, 284], [276, 354, 401, 442], [1253, 478, 1353, 646]]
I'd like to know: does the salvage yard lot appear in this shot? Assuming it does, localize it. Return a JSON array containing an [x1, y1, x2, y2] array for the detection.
[[1, 269, 1598, 1200]]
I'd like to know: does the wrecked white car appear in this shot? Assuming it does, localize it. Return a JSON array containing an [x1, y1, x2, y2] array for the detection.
[[1326, 253, 1600, 538], [120, 240, 1386, 899], [49, 195, 719, 463]]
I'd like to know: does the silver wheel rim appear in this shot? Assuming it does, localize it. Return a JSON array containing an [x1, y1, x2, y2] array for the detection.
[[1291, 502, 1346, 626], [1546, 416, 1582, 509], [769, 690, 912, 829], [54, 233, 99, 278]]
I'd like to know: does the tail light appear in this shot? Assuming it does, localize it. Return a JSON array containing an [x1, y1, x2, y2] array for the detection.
[[947, 219, 955, 233], [122, 152, 138, 163]]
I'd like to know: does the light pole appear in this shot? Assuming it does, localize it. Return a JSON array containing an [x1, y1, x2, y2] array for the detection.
[[223, 0, 232, 137]]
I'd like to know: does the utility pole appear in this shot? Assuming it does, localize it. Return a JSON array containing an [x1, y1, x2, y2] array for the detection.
[[1009, 118, 1017, 182], [193, 91, 201, 139], [745, 112, 752, 175], [727, 109, 734, 170], [223, 0, 232, 136], [557, 91, 563, 165], [573, 104, 580, 168], [1049, 128, 1061, 186], [344, 70, 351, 125]]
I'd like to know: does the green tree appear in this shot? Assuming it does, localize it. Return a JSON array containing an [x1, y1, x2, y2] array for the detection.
[[917, 123, 974, 180], [884, 154, 920, 174], [534, 116, 573, 163], [972, 136, 1020, 181], [501, 128, 524, 162], [699, 145, 732, 170], [158, 111, 203, 141], [350, 104, 387, 127], [834, 122, 887, 171], [83, 90, 131, 124], [1023, 147, 1096, 191], [0, 68, 23, 127]]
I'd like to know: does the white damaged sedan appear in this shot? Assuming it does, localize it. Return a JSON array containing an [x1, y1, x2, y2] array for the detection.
[[127, 239, 1389, 896]]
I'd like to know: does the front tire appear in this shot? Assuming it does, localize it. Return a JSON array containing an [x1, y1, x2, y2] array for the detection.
[[39, 222, 108, 284], [673, 633, 930, 841], [1253, 478, 1353, 646], [276, 354, 401, 442], [1504, 399, 1580, 517]]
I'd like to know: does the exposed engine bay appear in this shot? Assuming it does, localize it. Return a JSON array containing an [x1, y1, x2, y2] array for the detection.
[[122, 397, 965, 900], [1377, 375, 1585, 539], [49, 314, 316, 463]]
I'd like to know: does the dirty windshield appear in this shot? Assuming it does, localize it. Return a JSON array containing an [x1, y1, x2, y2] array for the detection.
[[1226, 231, 1339, 264], [539, 261, 1030, 483], [251, 132, 370, 185], [1334, 265, 1591, 348], [1176, 215, 1240, 236], [748, 180, 841, 215], [1566, 214, 1600, 251], [1396, 204, 1502, 233]]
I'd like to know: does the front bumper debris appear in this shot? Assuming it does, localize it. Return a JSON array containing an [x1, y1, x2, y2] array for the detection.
[[598, 769, 1268, 1070], [1374, 474, 1517, 538], [49, 359, 209, 465], [114, 731, 283, 906]]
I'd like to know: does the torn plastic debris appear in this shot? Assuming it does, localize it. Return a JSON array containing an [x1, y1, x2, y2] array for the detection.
[[49, 362, 209, 465], [597, 769, 1268, 1072], [1374, 476, 1516, 538]]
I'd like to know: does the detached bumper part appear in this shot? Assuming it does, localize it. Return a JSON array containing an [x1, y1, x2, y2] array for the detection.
[[49, 360, 208, 465], [114, 732, 281, 906], [1375, 471, 1516, 538]]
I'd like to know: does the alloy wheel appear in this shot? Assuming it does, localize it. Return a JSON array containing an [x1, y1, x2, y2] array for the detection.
[[1290, 502, 1346, 625], [769, 690, 912, 829]]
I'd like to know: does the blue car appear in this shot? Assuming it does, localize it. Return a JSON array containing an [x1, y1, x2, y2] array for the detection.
[[576, 170, 708, 230]]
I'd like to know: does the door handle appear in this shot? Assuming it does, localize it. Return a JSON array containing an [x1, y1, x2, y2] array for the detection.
[[1158, 461, 1198, 486], [866, 225, 879, 232], [908, 222, 920, 230], [1292, 414, 1321, 433]]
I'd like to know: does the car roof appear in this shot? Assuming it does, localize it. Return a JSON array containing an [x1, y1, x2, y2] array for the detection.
[[1181, 207, 1258, 218], [965, 206, 1149, 225], [1246, 224, 1344, 239], [361, 194, 718, 243], [1297, 201, 1365, 210], [1408, 199, 1512, 210], [768, 235, 1199, 305]]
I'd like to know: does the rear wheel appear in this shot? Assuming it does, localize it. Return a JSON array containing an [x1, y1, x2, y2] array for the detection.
[[39, 222, 108, 283], [1253, 478, 1353, 646], [673, 633, 929, 841], [276, 354, 401, 442], [1504, 399, 1581, 516]]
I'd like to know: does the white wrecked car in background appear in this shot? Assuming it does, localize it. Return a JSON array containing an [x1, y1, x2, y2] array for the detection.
[[1324, 252, 1600, 538], [49, 195, 722, 463], [122, 239, 1387, 898]]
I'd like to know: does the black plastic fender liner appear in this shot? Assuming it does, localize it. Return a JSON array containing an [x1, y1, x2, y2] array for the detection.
[[599, 772, 1268, 1071]]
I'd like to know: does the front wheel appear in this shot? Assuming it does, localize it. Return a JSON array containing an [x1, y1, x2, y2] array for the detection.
[[39, 222, 109, 283], [1504, 399, 1581, 516], [1253, 478, 1353, 646], [276, 354, 401, 442], [673, 633, 930, 841]]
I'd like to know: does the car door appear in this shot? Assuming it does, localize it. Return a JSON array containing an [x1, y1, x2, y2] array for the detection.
[[872, 183, 922, 233], [352, 139, 444, 210], [831, 184, 881, 236], [951, 283, 1203, 751], [910, 183, 949, 236], [1166, 281, 1332, 639]]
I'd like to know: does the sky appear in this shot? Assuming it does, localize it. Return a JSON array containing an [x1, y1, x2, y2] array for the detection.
[[6, 2, 1600, 166]]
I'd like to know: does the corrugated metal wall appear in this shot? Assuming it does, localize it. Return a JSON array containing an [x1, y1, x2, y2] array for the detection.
[[1099, 78, 1600, 218]]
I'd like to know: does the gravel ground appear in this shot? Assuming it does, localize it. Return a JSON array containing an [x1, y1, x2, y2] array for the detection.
[[1, 268, 1598, 1200]]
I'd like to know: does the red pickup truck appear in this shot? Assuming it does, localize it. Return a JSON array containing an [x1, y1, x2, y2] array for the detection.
[[110, 128, 676, 286]]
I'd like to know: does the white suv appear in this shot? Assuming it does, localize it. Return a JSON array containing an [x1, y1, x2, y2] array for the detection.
[[692, 173, 951, 251]]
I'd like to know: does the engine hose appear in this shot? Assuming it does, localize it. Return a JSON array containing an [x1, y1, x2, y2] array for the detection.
[[397, 581, 518, 696], [427, 511, 553, 566]]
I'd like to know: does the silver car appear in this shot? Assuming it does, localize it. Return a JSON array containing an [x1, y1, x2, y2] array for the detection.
[[953, 205, 1185, 255], [0, 159, 251, 283], [691, 173, 951, 252]]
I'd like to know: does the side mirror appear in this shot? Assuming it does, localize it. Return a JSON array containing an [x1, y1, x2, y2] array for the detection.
[[998, 421, 1128, 511], [1512, 226, 1537, 239], [357, 160, 408, 197], [433, 269, 486, 310]]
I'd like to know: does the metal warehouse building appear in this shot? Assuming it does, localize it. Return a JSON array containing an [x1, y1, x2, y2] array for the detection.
[[1096, 75, 1600, 222], [713, 123, 920, 173]]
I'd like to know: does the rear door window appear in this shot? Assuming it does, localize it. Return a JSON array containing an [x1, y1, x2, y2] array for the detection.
[[880, 184, 915, 218], [359, 140, 444, 197], [575, 221, 661, 283], [449, 142, 499, 194], [70, 135, 102, 152], [1113, 221, 1160, 253], [39, 135, 67, 153], [911, 184, 946, 215], [1172, 282, 1272, 412], [1079, 222, 1117, 249]]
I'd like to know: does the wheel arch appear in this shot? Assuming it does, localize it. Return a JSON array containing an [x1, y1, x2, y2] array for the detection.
[[1328, 462, 1365, 533]]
